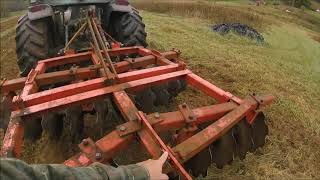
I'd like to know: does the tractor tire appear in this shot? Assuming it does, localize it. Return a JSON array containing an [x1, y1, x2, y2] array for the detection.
[[109, 10, 148, 47], [15, 15, 52, 76]]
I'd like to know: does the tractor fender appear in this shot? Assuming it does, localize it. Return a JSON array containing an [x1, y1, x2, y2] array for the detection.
[[27, 4, 54, 21], [110, 3, 133, 13], [104, 3, 134, 27]]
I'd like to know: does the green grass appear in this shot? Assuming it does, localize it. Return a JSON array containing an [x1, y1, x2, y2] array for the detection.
[[140, 9, 320, 178], [0, 10, 25, 21]]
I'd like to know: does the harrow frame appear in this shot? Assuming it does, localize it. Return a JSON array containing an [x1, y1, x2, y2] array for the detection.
[[0, 46, 274, 179]]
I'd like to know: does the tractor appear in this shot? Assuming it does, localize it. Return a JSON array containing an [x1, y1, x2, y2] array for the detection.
[[17, 0, 147, 76], [12, 0, 155, 140]]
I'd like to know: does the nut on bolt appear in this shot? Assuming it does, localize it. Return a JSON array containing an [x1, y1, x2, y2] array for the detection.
[[82, 139, 89, 146], [119, 125, 126, 132], [95, 152, 102, 161], [154, 112, 160, 119], [182, 103, 187, 108]]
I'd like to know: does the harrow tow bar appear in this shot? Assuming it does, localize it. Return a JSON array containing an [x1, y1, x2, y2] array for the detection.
[[137, 112, 193, 180]]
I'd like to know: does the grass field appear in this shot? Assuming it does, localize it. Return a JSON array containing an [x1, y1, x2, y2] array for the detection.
[[132, 1, 320, 179], [1, 1, 320, 179]]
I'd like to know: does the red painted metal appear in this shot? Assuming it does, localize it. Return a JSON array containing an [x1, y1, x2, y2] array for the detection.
[[1, 118, 24, 158], [0, 46, 275, 178], [10, 70, 191, 119], [1, 51, 178, 94], [186, 73, 242, 104], [172, 97, 265, 161], [113, 91, 162, 158], [137, 112, 192, 180], [65, 131, 134, 167], [11, 64, 182, 109]]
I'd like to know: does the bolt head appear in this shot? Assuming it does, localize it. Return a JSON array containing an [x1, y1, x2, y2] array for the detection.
[[119, 126, 126, 132], [82, 139, 89, 146], [154, 112, 160, 118], [95, 152, 102, 160]]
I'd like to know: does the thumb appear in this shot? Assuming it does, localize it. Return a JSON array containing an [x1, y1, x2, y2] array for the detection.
[[158, 152, 169, 165]]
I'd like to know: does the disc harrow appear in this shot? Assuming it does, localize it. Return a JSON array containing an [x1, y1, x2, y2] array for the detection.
[[0, 45, 275, 179]]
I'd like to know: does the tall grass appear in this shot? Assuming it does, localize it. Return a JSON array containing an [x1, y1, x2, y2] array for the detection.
[[133, 1, 267, 30], [141, 10, 320, 178]]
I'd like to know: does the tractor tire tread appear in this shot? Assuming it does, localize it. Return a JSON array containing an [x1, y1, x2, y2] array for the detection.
[[15, 14, 50, 76]]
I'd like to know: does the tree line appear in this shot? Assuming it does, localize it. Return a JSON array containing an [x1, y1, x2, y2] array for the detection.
[[0, 0, 28, 17]]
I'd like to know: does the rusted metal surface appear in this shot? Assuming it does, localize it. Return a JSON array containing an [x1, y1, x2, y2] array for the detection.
[[172, 96, 274, 161], [91, 17, 117, 76], [186, 73, 242, 104], [0, 45, 275, 178], [1, 117, 24, 158], [79, 138, 105, 163], [8, 64, 184, 111], [137, 112, 192, 180], [10, 70, 190, 119], [113, 91, 162, 158], [179, 103, 197, 123], [65, 131, 134, 167], [1, 52, 178, 94]]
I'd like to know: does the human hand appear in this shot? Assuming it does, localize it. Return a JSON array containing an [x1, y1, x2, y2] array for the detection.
[[137, 152, 169, 180]]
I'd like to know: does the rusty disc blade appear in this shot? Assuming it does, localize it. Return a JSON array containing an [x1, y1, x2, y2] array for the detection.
[[168, 80, 182, 98], [42, 112, 64, 140], [94, 99, 109, 137], [210, 130, 236, 169], [152, 84, 170, 106], [0, 96, 12, 131], [233, 119, 253, 160], [185, 147, 211, 177], [65, 106, 84, 142], [24, 118, 43, 140], [135, 88, 156, 113], [251, 112, 268, 151]]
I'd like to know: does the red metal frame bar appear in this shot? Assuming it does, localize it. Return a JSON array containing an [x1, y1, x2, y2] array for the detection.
[[1, 46, 275, 178], [114, 91, 162, 158], [1, 117, 24, 157], [1, 50, 179, 94], [14, 64, 180, 109], [10, 70, 190, 119], [137, 112, 192, 180], [186, 73, 242, 104]]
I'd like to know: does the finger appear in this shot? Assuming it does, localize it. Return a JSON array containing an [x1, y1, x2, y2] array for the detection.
[[158, 151, 169, 164], [158, 174, 169, 180]]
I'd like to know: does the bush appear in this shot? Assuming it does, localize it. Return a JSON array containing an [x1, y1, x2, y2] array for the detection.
[[281, 0, 312, 8], [0, 1, 9, 18], [0, 0, 27, 17]]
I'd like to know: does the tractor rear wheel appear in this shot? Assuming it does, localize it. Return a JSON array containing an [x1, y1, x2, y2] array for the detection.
[[108, 10, 148, 47], [15, 15, 55, 140], [15, 15, 53, 76]]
